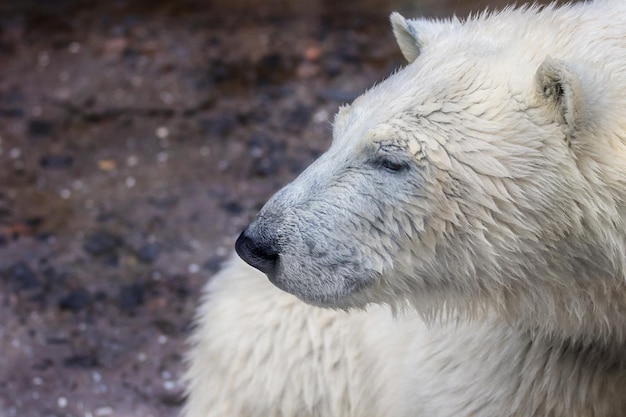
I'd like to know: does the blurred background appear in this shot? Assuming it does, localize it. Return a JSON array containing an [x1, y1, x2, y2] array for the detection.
[[0, 1, 569, 416]]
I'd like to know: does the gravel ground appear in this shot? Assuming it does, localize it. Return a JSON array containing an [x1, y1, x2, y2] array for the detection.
[[0, 1, 564, 416]]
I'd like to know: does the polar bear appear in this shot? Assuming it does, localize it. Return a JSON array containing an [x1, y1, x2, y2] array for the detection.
[[185, 1, 626, 416]]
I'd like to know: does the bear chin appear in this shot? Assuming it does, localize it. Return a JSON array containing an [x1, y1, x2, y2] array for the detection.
[[267, 265, 376, 309]]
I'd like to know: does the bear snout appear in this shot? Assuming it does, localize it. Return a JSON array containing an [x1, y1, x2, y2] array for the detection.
[[235, 227, 279, 275]]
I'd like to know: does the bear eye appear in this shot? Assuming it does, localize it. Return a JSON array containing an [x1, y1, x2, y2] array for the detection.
[[376, 157, 409, 173]]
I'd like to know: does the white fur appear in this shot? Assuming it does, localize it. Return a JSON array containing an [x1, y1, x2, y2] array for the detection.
[[185, 256, 626, 416], [185, 2, 626, 416], [184, 255, 412, 417]]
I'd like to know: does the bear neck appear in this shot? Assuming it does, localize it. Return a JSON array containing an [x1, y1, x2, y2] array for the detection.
[[398, 233, 626, 349]]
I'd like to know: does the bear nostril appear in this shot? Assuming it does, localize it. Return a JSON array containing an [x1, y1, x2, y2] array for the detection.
[[235, 228, 279, 275]]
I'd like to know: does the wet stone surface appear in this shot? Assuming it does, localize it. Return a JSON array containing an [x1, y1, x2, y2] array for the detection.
[[0, 2, 400, 416]]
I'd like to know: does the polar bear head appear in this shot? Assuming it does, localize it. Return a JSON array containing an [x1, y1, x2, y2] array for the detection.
[[236, 7, 626, 342]]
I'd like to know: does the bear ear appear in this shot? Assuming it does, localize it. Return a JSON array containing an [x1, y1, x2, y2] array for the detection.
[[535, 57, 583, 142], [390, 12, 424, 62]]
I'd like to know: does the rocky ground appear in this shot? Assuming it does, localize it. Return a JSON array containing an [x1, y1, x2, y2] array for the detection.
[[0, 1, 563, 416]]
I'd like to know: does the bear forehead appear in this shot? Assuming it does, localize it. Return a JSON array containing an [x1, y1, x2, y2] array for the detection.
[[332, 45, 536, 147], [332, 62, 526, 159]]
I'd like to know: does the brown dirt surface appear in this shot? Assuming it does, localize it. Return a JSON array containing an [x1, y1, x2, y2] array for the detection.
[[0, 1, 568, 416]]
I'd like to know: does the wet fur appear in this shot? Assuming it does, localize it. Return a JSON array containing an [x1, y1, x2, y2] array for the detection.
[[185, 2, 626, 416]]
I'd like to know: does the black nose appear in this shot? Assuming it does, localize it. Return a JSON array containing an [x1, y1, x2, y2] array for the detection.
[[235, 228, 279, 274]]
